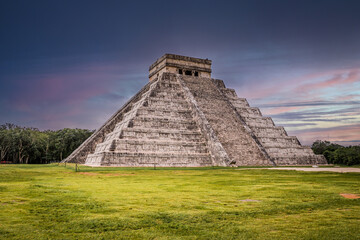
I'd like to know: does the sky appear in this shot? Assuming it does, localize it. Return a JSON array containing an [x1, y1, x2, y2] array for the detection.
[[0, 0, 359, 146]]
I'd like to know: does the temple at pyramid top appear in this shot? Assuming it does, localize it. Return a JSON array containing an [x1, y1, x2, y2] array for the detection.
[[149, 54, 212, 81], [63, 53, 327, 167]]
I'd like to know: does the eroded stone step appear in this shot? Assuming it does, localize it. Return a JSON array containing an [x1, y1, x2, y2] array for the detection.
[[112, 139, 208, 153], [273, 155, 327, 165], [94, 139, 208, 154], [136, 108, 193, 120], [265, 147, 315, 157], [85, 152, 212, 167], [112, 106, 197, 141], [142, 104, 189, 112], [235, 107, 262, 118], [243, 116, 275, 128], [229, 98, 250, 107], [111, 119, 133, 136], [150, 90, 185, 100], [258, 136, 301, 148], [153, 84, 184, 93], [147, 97, 189, 108], [250, 126, 288, 137], [121, 128, 203, 141], [131, 117, 198, 130], [221, 88, 238, 99]]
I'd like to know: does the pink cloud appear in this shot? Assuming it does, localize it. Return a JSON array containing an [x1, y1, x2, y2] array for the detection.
[[295, 70, 359, 93], [238, 67, 360, 100], [334, 94, 360, 101], [261, 106, 304, 115], [290, 124, 360, 145]]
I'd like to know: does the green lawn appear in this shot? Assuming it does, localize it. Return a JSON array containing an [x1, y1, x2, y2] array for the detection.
[[0, 164, 359, 240]]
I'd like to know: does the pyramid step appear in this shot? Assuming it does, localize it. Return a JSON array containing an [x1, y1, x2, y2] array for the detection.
[[150, 90, 185, 100], [131, 117, 198, 130], [243, 116, 275, 128], [110, 115, 198, 140], [121, 110, 138, 123], [266, 145, 312, 151], [250, 126, 288, 137], [142, 104, 189, 112], [147, 97, 189, 108], [221, 88, 238, 99], [112, 139, 208, 153], [94, 139, 208, 154], [273, 155, 327, 165], [112, 119, 134, 134], [119, 99, 151, 123], [265, 147, 314, 157], [156, 85, 182, 92], [229, 98, 250, 107], [258, 136, 300, 148], [85, 152, 212, 167], [122, 128, 204, 141], [148, 97, 188, 103], [235, 107, 262, 118], [136, 108, 193, 120]]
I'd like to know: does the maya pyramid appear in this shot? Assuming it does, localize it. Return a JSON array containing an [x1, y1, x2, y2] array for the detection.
[[63, 54, 327, 167]]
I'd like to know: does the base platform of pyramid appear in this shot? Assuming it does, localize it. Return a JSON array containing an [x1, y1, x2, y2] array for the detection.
[[63, 54, 327, 167]]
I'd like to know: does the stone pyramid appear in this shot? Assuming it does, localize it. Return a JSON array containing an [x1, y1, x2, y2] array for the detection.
[[63, 54, 327, 167]]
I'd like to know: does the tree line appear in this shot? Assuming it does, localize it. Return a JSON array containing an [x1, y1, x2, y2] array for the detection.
[[311, 140, 360, 166], [0, 123, 94, 164]]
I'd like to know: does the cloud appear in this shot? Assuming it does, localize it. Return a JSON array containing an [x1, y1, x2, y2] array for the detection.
[[260, 106, 304, 115], [289, 124, 360, 146], [263, 105, 359, 121], [258, 100, 360, 108], [281, 123, 317, 127], [238, 67, 360, 103], [295, 70, 359, 93]]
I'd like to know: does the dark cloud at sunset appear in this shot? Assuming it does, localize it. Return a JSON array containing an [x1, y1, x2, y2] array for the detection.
[[1, 0, 359, 145]]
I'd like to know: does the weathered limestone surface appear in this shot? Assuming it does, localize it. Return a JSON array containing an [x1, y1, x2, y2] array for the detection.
[[84, 73, 214, 167], [181, 75, 270, 166], [63, 54, 326, 166]]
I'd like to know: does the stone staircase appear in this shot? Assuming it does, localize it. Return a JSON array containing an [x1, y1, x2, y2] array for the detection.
[[85, 73, 212, 167], [181, 75, 270, 166]]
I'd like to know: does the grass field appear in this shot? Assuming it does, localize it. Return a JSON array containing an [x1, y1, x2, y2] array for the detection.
[[0, 164, 359, 239]]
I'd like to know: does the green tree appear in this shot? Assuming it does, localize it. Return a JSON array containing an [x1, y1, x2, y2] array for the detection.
[[0, 129, 11, 161], [312, 140, 360, 166], [0, 123, 93, 164]]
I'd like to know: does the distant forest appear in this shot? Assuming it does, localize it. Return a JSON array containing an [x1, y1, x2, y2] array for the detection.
[[311, 140, 360, 166], [0, 123, 359, 165], [0, 123, 93, 164]]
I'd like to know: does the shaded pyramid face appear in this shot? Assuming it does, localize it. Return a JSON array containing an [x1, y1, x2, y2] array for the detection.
[[64, 55, 327, 166]]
